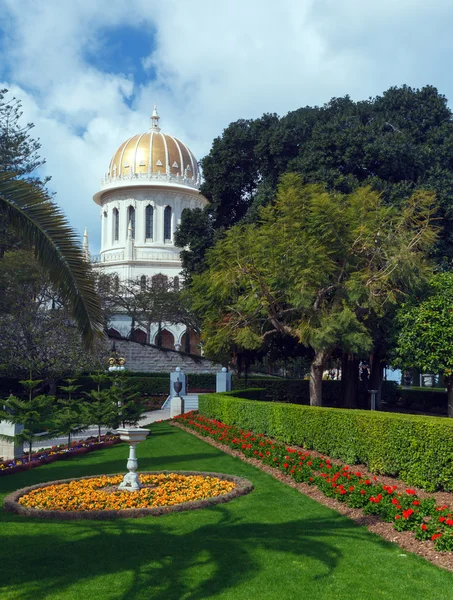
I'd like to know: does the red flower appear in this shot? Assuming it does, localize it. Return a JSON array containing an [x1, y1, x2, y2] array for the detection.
[[395, 515, 401, 520], [421, 524, 428, 531], [360, 490, 366, 495], [283, 463, 289, 468], [432, 534, 442, 541], [405, 489, 416, 495], [349, 486, 354, 492], [402, 509, 414, 519], [439, 517, 446, 523], [446, 519, 453, 526], [412, 501, 420, 506]]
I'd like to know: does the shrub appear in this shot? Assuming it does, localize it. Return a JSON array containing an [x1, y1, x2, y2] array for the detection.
[[392, 387, 447, 414], [198, 394, 453, 491], [127, 377, 169, 396]]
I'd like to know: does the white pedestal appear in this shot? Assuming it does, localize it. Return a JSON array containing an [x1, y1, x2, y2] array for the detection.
[[170, 395, 185, 418], [0, 420, 24, 461], [216, 368, 232, 393]]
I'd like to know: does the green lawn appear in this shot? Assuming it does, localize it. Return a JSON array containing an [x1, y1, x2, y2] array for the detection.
[[1, 421, 453, 600]]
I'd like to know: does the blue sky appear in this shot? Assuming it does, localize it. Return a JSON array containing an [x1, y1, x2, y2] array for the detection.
[[1, 0, 453, 253]]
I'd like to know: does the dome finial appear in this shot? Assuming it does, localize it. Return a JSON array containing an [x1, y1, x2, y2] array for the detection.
[[150, 103, 160, 131]]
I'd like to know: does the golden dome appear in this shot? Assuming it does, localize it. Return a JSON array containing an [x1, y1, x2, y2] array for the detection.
[[108, 106, 199, 182]]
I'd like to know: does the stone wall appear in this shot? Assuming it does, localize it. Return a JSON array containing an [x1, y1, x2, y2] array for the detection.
[[111, 338, 221, 373]]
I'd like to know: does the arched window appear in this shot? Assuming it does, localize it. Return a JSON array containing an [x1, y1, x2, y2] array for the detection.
[[145, 205, 153, 239], [152, 273, 168, 290], [140, 275, 147, 291], [113, 208, 119, 241], [164, 205, 172, 241], [113, 275, 120, 293], [173, 276, 180, 291], [127, 206, 135, 239]]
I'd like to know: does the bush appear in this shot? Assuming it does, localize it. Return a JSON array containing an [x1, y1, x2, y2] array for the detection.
[[127, 377, 169, 396], [391, 387, 447, 414], [186, 374, 216, 390], [233, 378, 340, 405], [198, 394, 453, 491]]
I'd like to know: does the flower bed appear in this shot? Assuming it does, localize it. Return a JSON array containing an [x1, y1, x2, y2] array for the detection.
[[0, 435, 121, 476], [4, 471, 253, 519], [175, 411, 453, 553]]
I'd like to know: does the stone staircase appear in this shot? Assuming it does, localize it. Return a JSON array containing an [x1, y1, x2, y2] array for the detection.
[[111, 337, 221, 373]]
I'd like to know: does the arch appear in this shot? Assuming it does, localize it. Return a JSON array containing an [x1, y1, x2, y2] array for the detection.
[[127, 205, 135, 239], [173, 275, 180, 291], [159, 328, 175, 349], [151, 273, 168, 290], [108, 327, 121, 339], [113, 208, 119, 241], [140, 274, 147, 291], [164, 205, 172, 241], [181, 329, 201, 355], [131, 328, 147, 344], [145, 204, 154, 240]]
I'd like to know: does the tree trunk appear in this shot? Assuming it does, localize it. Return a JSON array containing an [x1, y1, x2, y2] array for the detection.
[[447, 376, 453, 418], [341, 353, 359, 408], [185, 328, 191, 354], [369, 350, 385, 410], [309, 349, 328, 406], [98, 424, 101, 443], [68, 432, 71, 448]]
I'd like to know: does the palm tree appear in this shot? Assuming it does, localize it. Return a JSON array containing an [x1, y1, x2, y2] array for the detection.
[[0, 172, 103, 347]]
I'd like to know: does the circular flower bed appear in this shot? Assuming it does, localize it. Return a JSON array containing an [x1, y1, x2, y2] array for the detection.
[[3, 471, 253, 520]]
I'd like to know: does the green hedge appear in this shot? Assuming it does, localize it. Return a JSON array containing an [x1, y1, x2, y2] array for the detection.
[[391, 387, 447, 414], [198, 394, 453, 491], [127, 377, 169, 395], [232, 378, 398, 407]]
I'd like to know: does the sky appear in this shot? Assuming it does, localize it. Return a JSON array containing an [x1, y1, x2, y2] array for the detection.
[[1, 0, 453, 254]]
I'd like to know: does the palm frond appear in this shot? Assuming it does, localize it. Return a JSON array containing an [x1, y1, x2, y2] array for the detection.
[[0, 172, 104, 347]]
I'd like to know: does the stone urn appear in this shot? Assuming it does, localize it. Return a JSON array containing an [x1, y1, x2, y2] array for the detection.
[[115, 427, 149, 491]]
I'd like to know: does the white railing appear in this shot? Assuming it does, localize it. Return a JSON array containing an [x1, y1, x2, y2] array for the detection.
[[92, 250, 180, 264], [100, 171, 200, 191], [135, 250, 180, 262], [91, 251, 124, 264]]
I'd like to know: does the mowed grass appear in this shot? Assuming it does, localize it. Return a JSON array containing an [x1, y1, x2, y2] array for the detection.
[[1, 422, 453, 600]]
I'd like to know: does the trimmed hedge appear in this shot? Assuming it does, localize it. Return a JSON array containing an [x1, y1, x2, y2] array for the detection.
[[232, 378, 398, 407], [392, 387, 447, 414], [198, 393, 453, 491]]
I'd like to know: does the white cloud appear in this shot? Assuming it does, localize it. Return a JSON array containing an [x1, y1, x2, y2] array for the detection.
[[1, 0, 453, 253]]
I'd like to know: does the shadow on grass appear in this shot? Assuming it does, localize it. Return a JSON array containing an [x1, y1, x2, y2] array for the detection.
[[0, 508, 383, 600]]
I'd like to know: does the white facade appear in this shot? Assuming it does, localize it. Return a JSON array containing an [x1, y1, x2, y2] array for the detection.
[[91, 107, 207, 349]]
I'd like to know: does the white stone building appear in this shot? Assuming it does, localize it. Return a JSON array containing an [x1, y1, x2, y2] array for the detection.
[[91, 106, 208, 352]]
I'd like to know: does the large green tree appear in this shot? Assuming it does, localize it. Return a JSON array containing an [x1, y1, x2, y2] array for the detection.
[[392, 273, 453, 417], [191, 175, 437, 405], [179, 85, 453, 277]]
